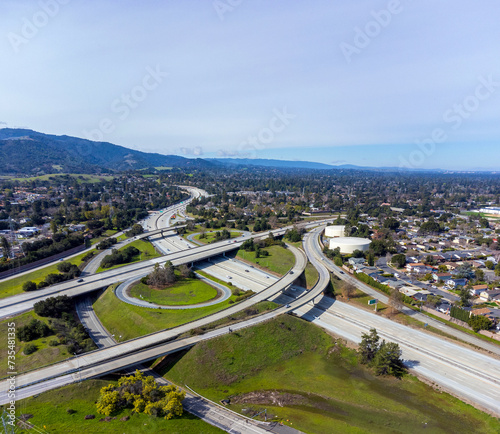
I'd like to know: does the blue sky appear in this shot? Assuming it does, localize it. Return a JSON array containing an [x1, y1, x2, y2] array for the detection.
[[1, 1, 499, 170]]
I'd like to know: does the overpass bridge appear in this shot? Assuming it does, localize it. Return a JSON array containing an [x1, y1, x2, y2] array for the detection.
[[0, 245, 310, 399], [0, 223, 328, 320]]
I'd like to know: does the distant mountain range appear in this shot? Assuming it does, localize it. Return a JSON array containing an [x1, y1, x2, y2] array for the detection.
[[0, 128, 461, 175], [0, 129, 211, 174]]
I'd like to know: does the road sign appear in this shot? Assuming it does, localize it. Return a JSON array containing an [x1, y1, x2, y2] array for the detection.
[[368, 299, 377, 305]]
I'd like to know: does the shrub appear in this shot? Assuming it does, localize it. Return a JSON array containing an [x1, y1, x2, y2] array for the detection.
[[17, 319, 52, 342], [23, 343, 38, 355], [22, 281, 37, 292]]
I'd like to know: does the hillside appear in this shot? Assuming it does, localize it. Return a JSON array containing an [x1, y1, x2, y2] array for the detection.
[[0, 129, 211, 174], [159, 316, 500, 433]]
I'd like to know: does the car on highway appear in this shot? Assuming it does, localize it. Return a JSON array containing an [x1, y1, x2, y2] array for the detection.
[[290, 271, 294, 274], [339, 271, 344, 274], [227, 276, 232, 279], [285, 304, 290, 308], [245, 269, 249, 272], [77, 279, 84, 282]]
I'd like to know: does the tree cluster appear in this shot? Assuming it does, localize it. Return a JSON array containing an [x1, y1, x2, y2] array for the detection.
[[97, 237, 118, 250], [16, 319, 52, 342], [23, 261, 81, 291], [101, 246, 140, 269], [34, 295, 73, 318], [146, 261, 176, 288], [358, 328, 406, 378], [96, 370, 185, 419]]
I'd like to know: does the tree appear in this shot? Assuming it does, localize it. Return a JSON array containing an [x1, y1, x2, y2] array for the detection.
[[479, 218, 490, 229], [475, 268, 485, 282], [495, 263, 500, 277], [16, 319, 52, 342], [178, 264, 194, 279], [341, 281, 356, 300], [418, 219, 442, 235], [1, 236, 11, 259], [351, 249, 365, 259], [383, 218, 400, 231], [459, 287, 472, 307], [372, 341, 406, 377], [96, 370, 185, 418], [468, 315, 492, 332], [389, 288, 404, 312], [34, 295, 73, 318], [455, 262, 473, 278], [57, 261, 73, 273], [358, 328, 380, 364], [391, 254, 406, 268], [485, 260, 494, 270], [147, 261, 176, 288], [366, 252, 375, 266]]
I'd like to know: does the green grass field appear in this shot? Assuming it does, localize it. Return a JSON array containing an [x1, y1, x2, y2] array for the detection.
[[129, 278, 219, 306], [0, 311, 71, 374], [10, 173, 114, 183], [94, 284, 243, 341], [303, 261, 319, 289], [96, 239, 160, 273], [0, 250, 92, 300], [14, 379, 223, 433], [234, 245, 295, 276], [192, 230, 242, 244], [160, 315, 500, 434]]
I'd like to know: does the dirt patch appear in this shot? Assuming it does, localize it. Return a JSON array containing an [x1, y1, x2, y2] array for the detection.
[[230, 390, 306, 407]]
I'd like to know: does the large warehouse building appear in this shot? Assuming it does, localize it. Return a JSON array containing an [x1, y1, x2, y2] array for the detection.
[[324, 225, 345, 238], [329, 237, 371, 254]]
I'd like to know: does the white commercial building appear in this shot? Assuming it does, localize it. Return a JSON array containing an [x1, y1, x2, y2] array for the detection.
[[329, 237, 371, 254]]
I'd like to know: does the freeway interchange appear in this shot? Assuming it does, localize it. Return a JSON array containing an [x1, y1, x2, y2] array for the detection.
[[1, 186, 500, 423]]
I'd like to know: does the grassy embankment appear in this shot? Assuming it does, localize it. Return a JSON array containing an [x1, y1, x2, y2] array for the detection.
[[96, 239, 161, 273], [94, 283, 272, 341], [0, 311, 70, 374], [159, 315, 500, 434], [191, 230, 242, 244], [234, 245, 295, 276], [0, 250, 92, 300], [13, 379, 223, 433], [129, 278, 219, 306]]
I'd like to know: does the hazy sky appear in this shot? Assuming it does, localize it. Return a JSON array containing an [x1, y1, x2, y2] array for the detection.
[[1, 1, 499, 170]]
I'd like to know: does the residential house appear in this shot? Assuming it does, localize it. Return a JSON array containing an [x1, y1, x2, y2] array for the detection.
[[470, 284, 488, 296], [479, 289, 500, 302], [445, 278, 467, 288], [471, 308, 497, 324], [433, 272, 452, 282]]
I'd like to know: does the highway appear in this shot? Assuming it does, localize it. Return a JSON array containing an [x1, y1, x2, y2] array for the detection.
[[73, 187, 290, 433], [293, 299, 500, 416], [6, 221, 500, 419], [311, 230, 500, 358], [0, 229, 285, 319], [292, 225, 500, 416], [0, 245, 307, 395]]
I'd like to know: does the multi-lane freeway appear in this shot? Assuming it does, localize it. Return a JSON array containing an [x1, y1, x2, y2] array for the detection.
[[4, 190, 500, 423], [0, 245, 307, 395]]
